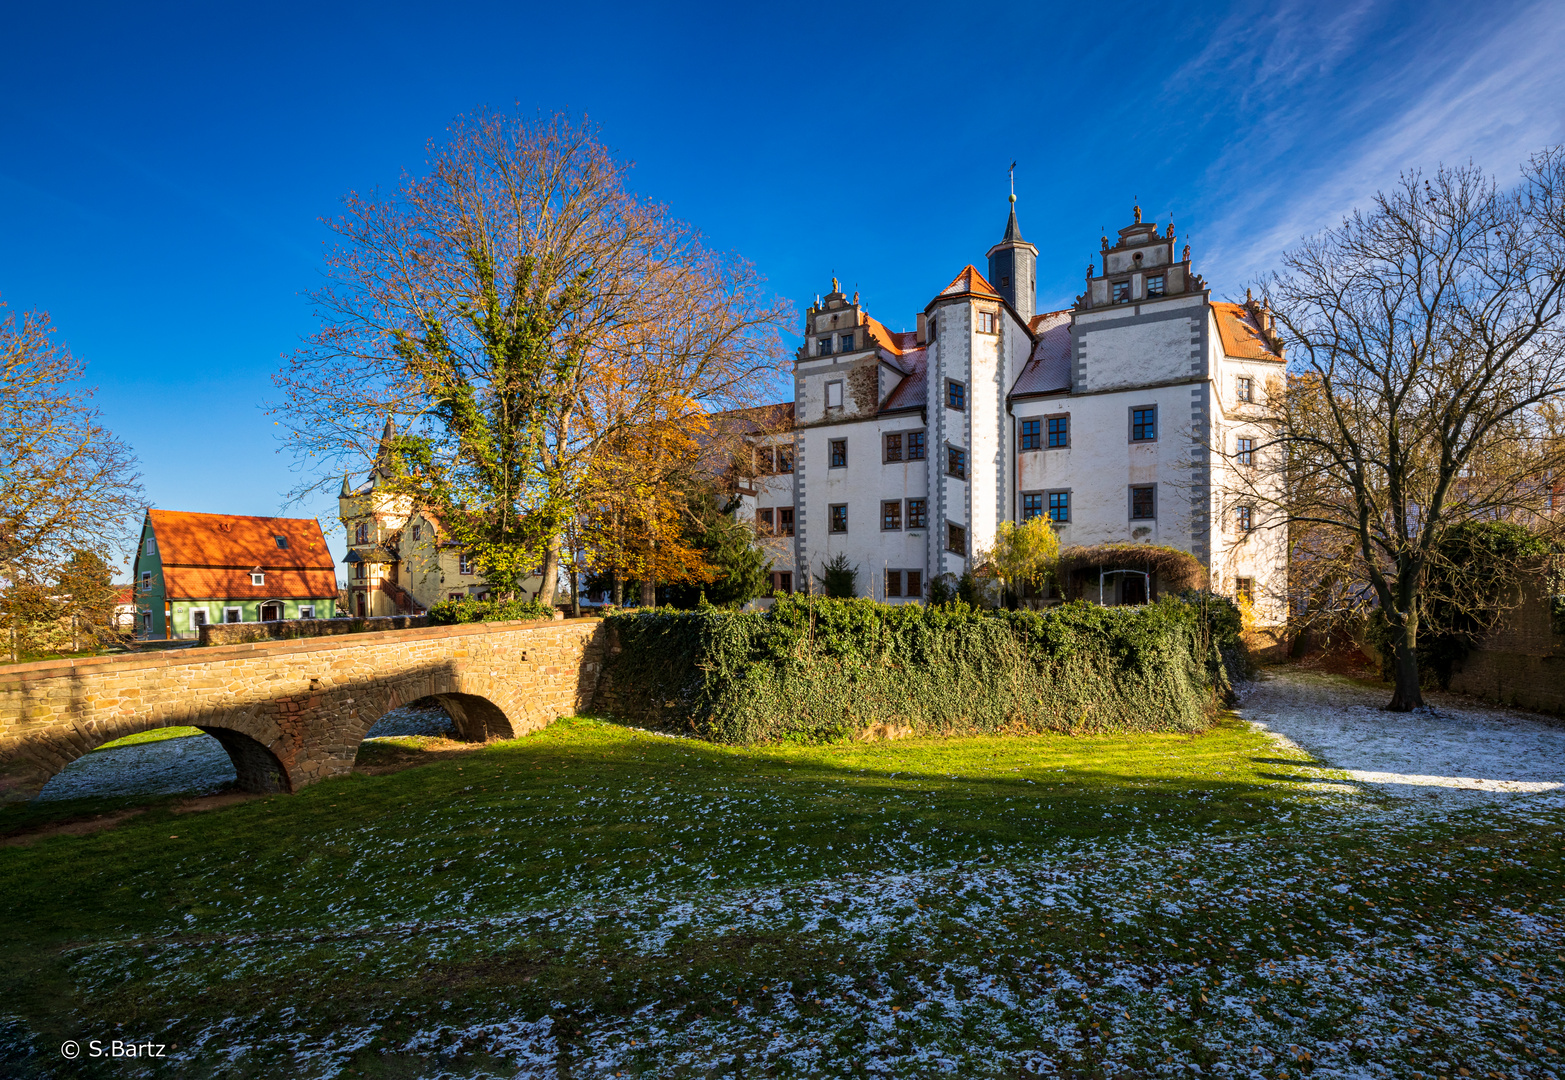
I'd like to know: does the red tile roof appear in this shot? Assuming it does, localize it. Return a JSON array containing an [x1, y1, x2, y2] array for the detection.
[[148, 510, 337, 601], [1011, 310, 1073, 397], [879, 347, 929, 412], [935, 265, 1004, 302], [1213, 302, 1285, 362], [864, 315, 919, 358]]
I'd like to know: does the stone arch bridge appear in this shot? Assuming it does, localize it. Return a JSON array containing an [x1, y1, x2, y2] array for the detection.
[[0, 618, 607, 804]]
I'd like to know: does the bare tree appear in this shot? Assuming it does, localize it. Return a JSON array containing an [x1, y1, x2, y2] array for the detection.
[[0, 297, 142, 657], [1248, 149, 1565, 709], [273, 110, 790, 604]]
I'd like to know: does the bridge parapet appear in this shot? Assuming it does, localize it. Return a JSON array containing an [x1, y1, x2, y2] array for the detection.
[[0, 618, 606, 804]]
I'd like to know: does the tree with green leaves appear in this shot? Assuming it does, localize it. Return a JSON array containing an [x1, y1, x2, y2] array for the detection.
[[975, 518, 1060, 606], [817, 553, 858, 599], [273, 111, 789, 602]]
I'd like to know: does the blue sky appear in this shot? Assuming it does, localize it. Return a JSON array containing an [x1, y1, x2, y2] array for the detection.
[[3, 0, 1562, 575]]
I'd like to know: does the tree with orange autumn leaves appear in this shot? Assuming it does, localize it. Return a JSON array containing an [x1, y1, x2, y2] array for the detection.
[[273, 111, 791, 604]]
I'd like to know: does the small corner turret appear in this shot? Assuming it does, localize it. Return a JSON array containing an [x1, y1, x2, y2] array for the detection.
[[1078, 206, 1203, 311]]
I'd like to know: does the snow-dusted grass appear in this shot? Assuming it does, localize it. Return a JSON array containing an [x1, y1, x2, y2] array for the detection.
[[0, 671, 1561, 1078]]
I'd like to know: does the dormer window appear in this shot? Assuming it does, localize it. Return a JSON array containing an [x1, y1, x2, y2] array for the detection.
[[1147, 274, 1165, 298], [817, 336, 833, 356], [251, 571, 265, 586], [1112, 281, 1131, 304]]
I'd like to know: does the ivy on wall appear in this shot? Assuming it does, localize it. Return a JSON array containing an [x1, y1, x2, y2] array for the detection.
[[597, 595, 1242, 744]]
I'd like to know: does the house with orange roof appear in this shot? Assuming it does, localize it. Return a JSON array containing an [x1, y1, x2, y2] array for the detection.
[[131, 510, 338, 639], [735, 197, 1287, 625]]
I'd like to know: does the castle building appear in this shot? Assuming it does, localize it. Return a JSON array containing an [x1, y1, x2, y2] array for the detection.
[[740, 200, 1287, 624]]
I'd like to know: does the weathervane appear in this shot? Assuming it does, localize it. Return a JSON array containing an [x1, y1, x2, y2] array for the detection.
[[1009, 161, 1016, 203]]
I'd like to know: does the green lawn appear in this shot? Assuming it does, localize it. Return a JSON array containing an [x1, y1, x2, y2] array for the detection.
[[0, 712, 1560, 1078]]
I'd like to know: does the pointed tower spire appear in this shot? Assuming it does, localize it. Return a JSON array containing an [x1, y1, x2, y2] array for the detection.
[[987, 163, 1038, 324]]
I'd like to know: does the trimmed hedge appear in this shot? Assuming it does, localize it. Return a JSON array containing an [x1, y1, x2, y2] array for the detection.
[[427, 597, 555, 625], [596, 595, 1240, 744]]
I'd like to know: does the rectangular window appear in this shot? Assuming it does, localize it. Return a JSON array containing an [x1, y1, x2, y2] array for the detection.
[[1235, 577, 1255, 606], [1131, 406, 1157, 442], [829, 438, 847, 468], [906, 570, 922, 598], [299, 605, 314, 620], [907, 431, 926, 460], [274, 534, 288, 549], [817, 336, 833, 356], [223, 607, 242, 623], [144, 537, 156, 556], [758, 446, 775, 473], [775, 571, 793, 595], [978, 311, 995, 333], [1048, 415, 1069, 448], [777, 507, 795, 536], [1237, 505, 1253, 532], [1112, 280, 1131, 304], [412, 524, 422, 541], [946, 522, 967, 555], [1131, 485, 1156, 520], [906, 498, 928, 529], [884, 432, 902, 462], [1048, 491, 1071, 522], [459, 552, 475, 575], [1021, 492, 1044, 520], [829, 504, 848, 533], [882, 500, 902, 530], [947, 380, 966, 411], [928, 316, 938, 341], [250, 572, 265, 586], [189, 608, 209, 630], [140, 571, 152, 591], [354, 562, 366, 580], [777, 445, 794, 473], [825, 380, 843, 409], [1146, 274, 1165, 297], [354, 522, 369, 544], [947, 446, 967, 480], [1020, 419, 1041, 450], [885, 570, 902, 597], [757, 508, 774, 535], [839, 332, 855, 352], [1237, 376, 1253, 403], [1236, 437, 1254, 466]]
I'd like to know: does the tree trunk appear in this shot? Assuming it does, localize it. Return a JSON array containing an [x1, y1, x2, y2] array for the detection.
[[640, 579, 656, 608], [612, 574, 623, 606], [569, 567, 581, 619], [1385, 617, 1424, 711], [536, 536, 560, 609]]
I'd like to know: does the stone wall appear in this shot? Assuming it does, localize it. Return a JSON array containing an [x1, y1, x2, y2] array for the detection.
[[199, 615, 428, 647], [0, 618, 606, 804], [1448, 583, 1565, 718]]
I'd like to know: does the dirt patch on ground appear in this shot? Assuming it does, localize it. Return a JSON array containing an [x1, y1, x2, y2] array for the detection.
[[352, 737, 489, 775], [1, 808, 147, 847], [171, 791, 265, 814]]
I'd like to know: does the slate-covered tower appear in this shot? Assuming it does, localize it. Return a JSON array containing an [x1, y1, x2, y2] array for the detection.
[[986, 193, 1038, 324]]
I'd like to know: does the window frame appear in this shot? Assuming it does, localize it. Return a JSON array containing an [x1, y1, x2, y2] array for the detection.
[[757, 507, 774, 535], [354, 521, 369, 544], [906, 431, 926, 461], [1146, 274, 1165, 298], [978, 310, 996, 334], [946, 444, 967, 480], [250, 572, 265, 586], [829, 503, 849, 534], [774, 571, 793, 595], [1047, 414, 1070, 448], [298, 605, 315, 620], [881, 500, 903, 531], [905, 569, 923, 598], [839, 331, 855, 352], [884, 569, 903, 598], [459, 552, 475, 575], [1130, 405, 1158, 443], [1235, 576, 1255, 606], [777, 506, 795, 537], [1021, 492, 1044, 521], [222, 606, 243, 624], [1048, 490, 1071, 523], [757, 446, 776, 474], [946, 522, 968, 556], [1019, 418, 1041, 451], [946, 379, 966, 412], [825, 380, 844, 410], [1236, 436, 1254, 466], [188, 607, 210, 630], [1236, 376, 1254, 403], [817, 336, 833, 357], [1236, 505, 1254, 533], [1129, 484, 1157, 521], [829, 438, 848, 468], [883, 432, 902, 462], [274, 534, 289, 550], [776, 445, 794, 473], [1112, 280, 1131, 304], [140, 571, 152, 592], [144, 537, 157, 556], [906, 498, 928, 530]]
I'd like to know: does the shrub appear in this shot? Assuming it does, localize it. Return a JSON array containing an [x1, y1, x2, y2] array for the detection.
[[427, 597, 555, 625], [597, 595, 1237, 745], [817, 553, 858, 598]]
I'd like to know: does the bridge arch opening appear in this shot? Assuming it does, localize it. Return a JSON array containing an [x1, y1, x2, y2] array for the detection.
[[32, 726, 243, 803], [363, 694, 515, 743], [197, 727, 291, 793]]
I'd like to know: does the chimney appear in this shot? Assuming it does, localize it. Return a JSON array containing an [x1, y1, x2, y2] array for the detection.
[[916, 312, 928, 345]]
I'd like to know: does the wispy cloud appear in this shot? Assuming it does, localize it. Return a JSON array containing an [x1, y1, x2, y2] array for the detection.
[[1190, 0, 1565, 292]]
